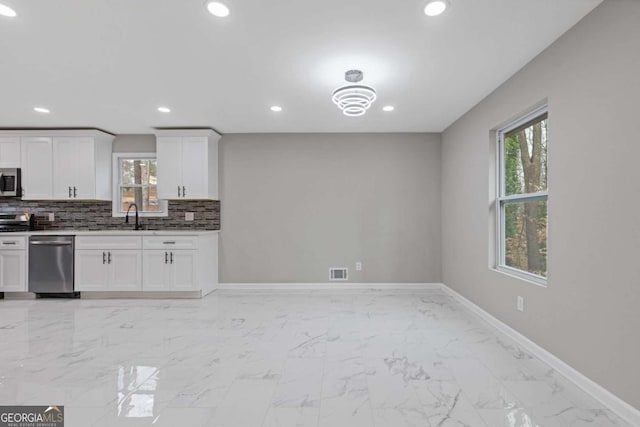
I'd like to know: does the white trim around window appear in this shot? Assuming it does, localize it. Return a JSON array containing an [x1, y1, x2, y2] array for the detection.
[[495, 105, 548, 285], [112, 153, 168, 218]]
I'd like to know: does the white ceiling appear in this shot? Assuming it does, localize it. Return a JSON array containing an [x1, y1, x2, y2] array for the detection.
[[0, 0, 601, 134]]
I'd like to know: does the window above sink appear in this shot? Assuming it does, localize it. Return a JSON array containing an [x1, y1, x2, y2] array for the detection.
[[112, 153, 168, 218]]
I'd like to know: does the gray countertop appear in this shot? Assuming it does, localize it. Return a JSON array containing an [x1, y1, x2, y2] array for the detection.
[[6, 230, 220, 236]]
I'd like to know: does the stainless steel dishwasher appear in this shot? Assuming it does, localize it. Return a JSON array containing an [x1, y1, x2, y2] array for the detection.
[[28, 235, 75, 294]]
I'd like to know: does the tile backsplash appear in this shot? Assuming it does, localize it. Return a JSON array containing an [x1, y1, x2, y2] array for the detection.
[[0, 199, 220, 231]]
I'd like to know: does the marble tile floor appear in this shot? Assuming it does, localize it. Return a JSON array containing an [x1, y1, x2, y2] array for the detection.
[[0, 289, 631, 427]]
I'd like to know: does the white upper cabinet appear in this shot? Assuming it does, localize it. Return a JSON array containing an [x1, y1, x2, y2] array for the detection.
[[6, 130, 114, 201], [53, 136, 103, 200], [0, 137, 21, 168], [155, 130, 220, 200], [156, 136, 182, 199], [21, 137, 53, 200]]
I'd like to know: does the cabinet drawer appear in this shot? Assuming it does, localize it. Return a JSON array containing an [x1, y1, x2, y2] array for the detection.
[[143, 236, 198, 250], [0, 236, 27, 250], [76, 236, 142, 250]]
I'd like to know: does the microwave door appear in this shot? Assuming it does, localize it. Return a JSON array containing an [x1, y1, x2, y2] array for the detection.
[[0, 173, 13, 194]]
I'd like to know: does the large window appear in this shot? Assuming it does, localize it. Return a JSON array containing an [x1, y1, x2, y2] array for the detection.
[[497, 107, 548, 283], [112, 154, 167, 217]]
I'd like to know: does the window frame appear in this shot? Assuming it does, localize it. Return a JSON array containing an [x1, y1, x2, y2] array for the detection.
[[495, 106, 548, 285], [112, 153, 168, 218]]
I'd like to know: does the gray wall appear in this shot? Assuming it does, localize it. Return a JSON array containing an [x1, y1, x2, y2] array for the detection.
[[441, 0, 640, 409], [219, 133, 441, 283], [112, 134, 155, 153]]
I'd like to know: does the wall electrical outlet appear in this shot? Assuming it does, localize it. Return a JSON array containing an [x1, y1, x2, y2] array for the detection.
[[517, 296, 525, 312], [48, 212, 55, 222], [185, 212, 194, 221], [355, 262, 362, 271]]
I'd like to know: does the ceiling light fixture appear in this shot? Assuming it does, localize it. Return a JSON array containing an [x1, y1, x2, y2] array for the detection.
[[424, 0, 448, 16], [157, 106, 171, 113], [270, 106, 282, 112], [383, 105, 395, 112], [206, 1, 230, 17], [33, 107, 50, 114], [0, 3, 17, 17], [332, 70, 377, 117]]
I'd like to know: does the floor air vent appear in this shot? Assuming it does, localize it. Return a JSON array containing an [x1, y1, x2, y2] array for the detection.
[[329, 268, 348, 281]]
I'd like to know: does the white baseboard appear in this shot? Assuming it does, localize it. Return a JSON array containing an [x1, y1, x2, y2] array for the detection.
[[440, 284, 640, 427], [80, 291, 203, 299], [217, 282, 443, 291]]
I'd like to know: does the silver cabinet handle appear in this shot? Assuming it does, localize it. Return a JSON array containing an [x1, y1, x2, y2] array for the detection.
[[182, 186, 186, 197], [164, 251, 168, 264], [103, 251, 106, 264], [177, 186, 181, 197], [74, 186, 77, 198], [170, 252, 173, 264], [107, 251, 111, 264], [68, 186, 72, 198], [2, 241, 17, 245], [163, 241, 176, 245]]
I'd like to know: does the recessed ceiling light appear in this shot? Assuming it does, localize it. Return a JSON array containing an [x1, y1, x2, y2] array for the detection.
[[157, 106, 171, 113], [206, 1, 230, 17], [383, 105, 395, 112], [33, 107, 50, 114], [270, 106, 282, 112], [424, 0, 448, 16], [0, 3, 17, 18]]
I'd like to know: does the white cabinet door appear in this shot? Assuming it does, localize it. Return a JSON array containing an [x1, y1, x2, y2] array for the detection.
[[109, 250, 142, 291], [0, 137, 21, 168], [172, 251, 197, 291], [142, 250, 197, 291], [156, 137, 182, 199], [75, 250, 109, 291], [53, 137, 95, 200], [0, 250, 26, 292], [21, 137, 53, 200], [142, 250, 171, 291], [181, 137, 208, 199], [71, 138, 96, 199], [52, 137, 77, 199]]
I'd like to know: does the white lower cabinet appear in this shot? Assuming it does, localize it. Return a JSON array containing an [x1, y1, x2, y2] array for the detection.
[[0, 250, 27, 292], [73, 233, 217, 296], [75, 250, 142, 291], [142, 250, 197, 291], [0, 236, 27, 292], [110, 251, 143, 290], [75, 236, 143, 292], [75, 250, 109, 291]]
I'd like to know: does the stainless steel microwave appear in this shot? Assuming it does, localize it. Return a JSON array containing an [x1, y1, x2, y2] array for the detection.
[[0, 168, 21, 197]]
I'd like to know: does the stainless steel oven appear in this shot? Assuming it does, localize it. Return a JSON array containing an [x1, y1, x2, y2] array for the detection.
[[0, 168, 21, 197]]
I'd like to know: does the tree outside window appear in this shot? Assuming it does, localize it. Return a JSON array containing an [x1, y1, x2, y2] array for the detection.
[[113, 154, 167, 217], [498, 109, 548, 280]]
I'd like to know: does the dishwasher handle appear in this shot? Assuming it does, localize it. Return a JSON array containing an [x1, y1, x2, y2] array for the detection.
[[30, 240, 73, 246]]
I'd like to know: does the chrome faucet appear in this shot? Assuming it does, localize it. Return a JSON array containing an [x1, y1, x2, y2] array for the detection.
[[125, 203, 142, 230]]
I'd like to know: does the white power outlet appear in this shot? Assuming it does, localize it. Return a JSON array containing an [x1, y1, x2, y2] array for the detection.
[[185, 212, 194, 221], [355, 262, 362, 271], [48, 212, 55, 222], [517, 296, 524, 312]]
